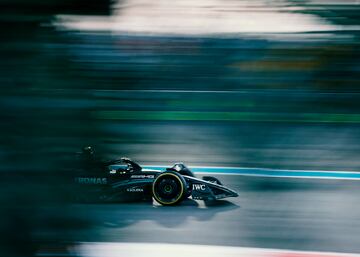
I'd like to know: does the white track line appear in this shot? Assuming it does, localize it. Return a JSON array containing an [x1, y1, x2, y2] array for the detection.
[[67, 242, 360, 257]]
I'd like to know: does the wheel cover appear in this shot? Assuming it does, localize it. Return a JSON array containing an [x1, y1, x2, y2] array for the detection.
[[153, 173, 184, 205]]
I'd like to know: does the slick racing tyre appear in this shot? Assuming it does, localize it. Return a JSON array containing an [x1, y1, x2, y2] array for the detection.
[[152, 171, 186, 205]]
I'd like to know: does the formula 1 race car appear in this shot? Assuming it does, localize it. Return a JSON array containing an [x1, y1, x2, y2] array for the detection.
[[74, 148, 238, 205]]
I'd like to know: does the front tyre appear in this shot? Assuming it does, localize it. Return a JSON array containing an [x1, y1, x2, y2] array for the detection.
[[152, 171, 186, 206]]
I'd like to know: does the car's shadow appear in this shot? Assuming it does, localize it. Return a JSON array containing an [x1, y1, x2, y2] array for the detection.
[[152, 199, 239, 227], [76, 199, 239, 229]]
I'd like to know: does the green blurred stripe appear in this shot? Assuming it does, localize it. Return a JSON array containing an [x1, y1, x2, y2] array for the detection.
[[93, 110, 360, 123], [168, 99, 255, 108]]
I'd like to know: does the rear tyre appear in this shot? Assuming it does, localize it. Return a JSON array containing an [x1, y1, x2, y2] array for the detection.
[[152, 171, 186, 205]]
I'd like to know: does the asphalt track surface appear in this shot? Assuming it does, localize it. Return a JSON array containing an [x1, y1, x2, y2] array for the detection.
[[65, 174, 360, 254]]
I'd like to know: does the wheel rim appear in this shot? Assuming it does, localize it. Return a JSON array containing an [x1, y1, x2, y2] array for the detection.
[[164, 184, 173, 193]]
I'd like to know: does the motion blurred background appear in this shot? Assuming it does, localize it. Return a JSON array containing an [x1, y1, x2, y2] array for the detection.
[[1, 0, 360, 256]]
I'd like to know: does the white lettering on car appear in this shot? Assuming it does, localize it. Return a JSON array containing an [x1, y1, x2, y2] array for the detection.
[[131, 175, 155, 179], [126, 187, 144, 192], [192, 184, 206, 191]]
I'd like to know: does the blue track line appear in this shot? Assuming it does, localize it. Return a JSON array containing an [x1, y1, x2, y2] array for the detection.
[[143, 166, 360, 180]]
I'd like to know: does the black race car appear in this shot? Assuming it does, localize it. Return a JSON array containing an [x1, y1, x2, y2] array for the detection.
[[74, 148, 238, 205]]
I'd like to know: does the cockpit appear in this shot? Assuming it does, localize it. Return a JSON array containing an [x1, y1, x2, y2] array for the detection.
[[108, 157, 142, 175]]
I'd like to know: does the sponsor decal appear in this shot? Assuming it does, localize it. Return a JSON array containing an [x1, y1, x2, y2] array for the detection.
[[131, 174, 155, 179], [192, 184, 206, 191], [126, 187, 144, 192], [75, 177, 107, 185]]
